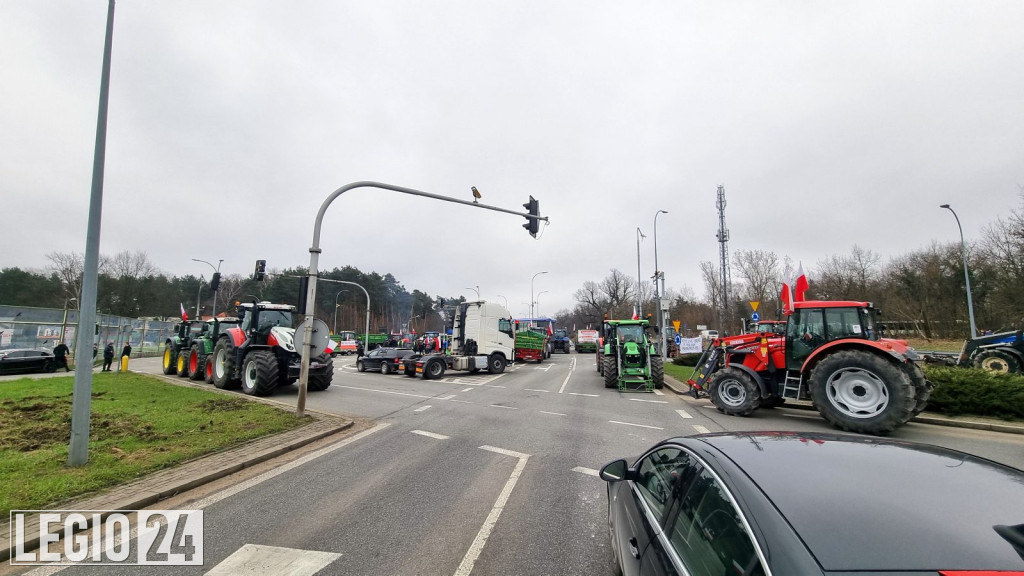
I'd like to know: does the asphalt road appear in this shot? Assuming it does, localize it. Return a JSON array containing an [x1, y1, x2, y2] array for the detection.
[[29, 352, 1024, 575]]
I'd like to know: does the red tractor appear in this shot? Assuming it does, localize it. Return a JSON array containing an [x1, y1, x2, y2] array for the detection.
[[210, 301, 334, 396], [688, 300, 931, 435]]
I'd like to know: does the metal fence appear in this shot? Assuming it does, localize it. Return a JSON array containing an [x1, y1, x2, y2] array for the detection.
[[0, 305, 176, 359]]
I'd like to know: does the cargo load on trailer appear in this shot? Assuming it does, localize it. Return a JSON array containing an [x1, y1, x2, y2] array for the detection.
[[576, 329, 600, 353]]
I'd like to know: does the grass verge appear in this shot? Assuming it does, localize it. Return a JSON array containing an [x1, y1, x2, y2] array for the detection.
[[664, 363, 695, 384], [0, 372, 310, 517]]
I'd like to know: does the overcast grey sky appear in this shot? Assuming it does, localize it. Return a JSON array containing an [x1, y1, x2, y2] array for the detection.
[[2, 1, 1022, 318]]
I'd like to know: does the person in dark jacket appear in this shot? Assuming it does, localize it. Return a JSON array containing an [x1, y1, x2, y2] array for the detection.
[[102, 342, 115, 371], [53, 342, 70, 371]]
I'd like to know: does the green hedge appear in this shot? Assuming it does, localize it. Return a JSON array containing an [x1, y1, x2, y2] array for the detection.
[[923, 366, 1024, 420], [672, 354, 703, 367]]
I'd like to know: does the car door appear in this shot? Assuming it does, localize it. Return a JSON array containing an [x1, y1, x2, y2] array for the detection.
[[365, 348, 386, 371], [613, 446, 693, 576]]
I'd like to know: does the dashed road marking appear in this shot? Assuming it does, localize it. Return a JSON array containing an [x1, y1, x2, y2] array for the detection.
[[675, 409, 693, 419], [206, 544, 341, 576], [411, 429, 450, 440], [524, 388, 550, 393], [629, 398, 668, 404], [438, 394, 456, 400], [534, 365, 553, 372], [462, 387, 474, 392], [652, 389, 664, 396], [539, 411, 566, 416], [489, 404, 517, 410], [692, 425, 711, 434], [572, 466, 600, 477], [568, 392, 599, 398], [609, 420, 664, 430], [414, 405, 432, 412], [557, 356, 577, 394]]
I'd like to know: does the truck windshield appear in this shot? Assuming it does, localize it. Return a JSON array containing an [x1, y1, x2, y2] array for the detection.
[[617, 325, 644, 343]]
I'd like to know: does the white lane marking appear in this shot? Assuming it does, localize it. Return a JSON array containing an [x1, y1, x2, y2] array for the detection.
[[205, 544, 341, 576], [609, 420, 664, 430], [572, 466, 600, 478], [524, 388, 550, 393], [692, 425, 711, 434], [539, 411, 566, 416], [489, 404, 517, 410], [438, 394, 456, 400], [462, 387, 474, 392], [455, 447, 531, 576], [411, 430, 450, 440], [534, 365, 553, 372], [653, 389, 664, 396], [629, 398, 668, 404], [414, 405, 432, 412], [336, 385, 432, 399], [568, 392, 599, 398], [557, 356, 577, 394], [485, 385, 506, 388], [675, 409, 693, 419], [450, 399, 475, 404]]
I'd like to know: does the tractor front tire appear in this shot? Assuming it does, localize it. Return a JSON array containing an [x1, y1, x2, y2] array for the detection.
[[973, 349, 1021, 374], [708, 367, 759, 416], [162, 343, 177, 375], [211, 340, 240, 390], [307, 354, 333, 391], [176, 351, 189, 377], [603, 355, 619, 389], [651, 356, 665, 389], [810, 350, 914, 435], [188, 345, 205, 381], [204, 358, 214, 384], [240, 350, 279, 396]]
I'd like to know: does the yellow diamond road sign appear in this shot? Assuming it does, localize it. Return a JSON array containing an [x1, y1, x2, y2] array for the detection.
[[672, 321, 680, 332], [750, 301, 760, 312]]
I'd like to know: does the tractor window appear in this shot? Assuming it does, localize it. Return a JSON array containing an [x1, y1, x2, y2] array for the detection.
[[787, 308, 824, 369], [825, 308, 867, 341], [258, 311, 292, 331], [617, 325, 644, 343]]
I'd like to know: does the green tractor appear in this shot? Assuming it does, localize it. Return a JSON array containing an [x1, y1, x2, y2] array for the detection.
[[162, 320, 205, 376], [598, 319, 664, 391], [187, 317, 240, 383]]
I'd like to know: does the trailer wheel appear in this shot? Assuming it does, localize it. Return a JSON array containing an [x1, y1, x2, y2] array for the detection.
[[211, 339, 240, 390], [810, 350, 914, 435], [424, 358, 446, 379], [240, 350, 278, 396], [162, 343, 177, 375], [188, 345, 205, 381], [603, 355, 618, 388], [708, 368, 759, 416], [973, 349, 1020, 374], [307, 354, 333, 391], [651, 356, 664, 389], [487, 353, 506, 374]]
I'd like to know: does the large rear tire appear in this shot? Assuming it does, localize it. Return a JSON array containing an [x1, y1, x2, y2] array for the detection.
[[651, 356, 664, 389], [603, 355, 618, 389], [810, 350, 914, 435], [903, 362, 932, 419], [162, 343, 177, 375], [307, 354, 333, 391], [188, 345, 205, 381], [240, 350, 278, 396], [211, 339, 240, 390], [973, 349, 1021, 374], [487, 353, 506, 374], [708, 367, 759, 416]]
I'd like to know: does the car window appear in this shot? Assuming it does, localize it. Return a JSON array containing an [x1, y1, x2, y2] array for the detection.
[[634, 447, 690, 521], [668, 467, 765, 576]]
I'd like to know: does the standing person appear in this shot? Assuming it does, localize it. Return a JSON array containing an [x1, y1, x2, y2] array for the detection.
[[53, 341, 71, 372], [120, 342, 132, 372], [102, 342, 115, 371], [93, 343, 98, 359]]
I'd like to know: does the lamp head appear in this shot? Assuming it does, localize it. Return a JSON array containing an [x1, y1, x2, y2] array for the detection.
[[940, 204, 951, 209]]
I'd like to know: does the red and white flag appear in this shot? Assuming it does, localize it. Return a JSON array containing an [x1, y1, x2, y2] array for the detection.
[[795, 262, 809, 302], [547, 323, 553, 336], [180, 303, 189, 321], [631, 306, 639, 320], [780, 262, 810, 315], [780, 264, 795, 315]]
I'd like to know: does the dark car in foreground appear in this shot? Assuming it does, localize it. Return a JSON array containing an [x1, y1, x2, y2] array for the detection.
[[356, 347, 415, 375], [600, 431, 1024, 576], [0, 348, 57, 374]]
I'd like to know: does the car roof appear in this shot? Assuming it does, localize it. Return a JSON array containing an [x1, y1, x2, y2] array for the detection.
[[686, 432, 1024, 572]]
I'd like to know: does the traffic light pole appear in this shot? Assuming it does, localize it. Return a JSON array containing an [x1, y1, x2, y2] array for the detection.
[[296, 181, 548, 417]]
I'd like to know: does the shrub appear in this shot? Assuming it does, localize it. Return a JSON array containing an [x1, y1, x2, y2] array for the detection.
[[672, 354, 703, 367], [923, 366, 1024, 420]]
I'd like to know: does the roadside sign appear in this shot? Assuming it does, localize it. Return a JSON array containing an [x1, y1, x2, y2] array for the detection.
[[675, 334, 682, 346], [696, 324, 707, 330], [750, 301, 760, 312], [672, 321, 680, 332], [751, 312, 760, 322]]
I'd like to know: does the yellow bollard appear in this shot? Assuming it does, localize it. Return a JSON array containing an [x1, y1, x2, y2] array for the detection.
[[119, 355, 130, 372]]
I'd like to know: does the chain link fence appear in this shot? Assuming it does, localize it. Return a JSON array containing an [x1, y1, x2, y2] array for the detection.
[[0, 305, 176, 359]]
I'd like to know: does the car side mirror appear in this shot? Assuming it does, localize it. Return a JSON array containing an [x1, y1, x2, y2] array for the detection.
[[599, 459, 631, 482]]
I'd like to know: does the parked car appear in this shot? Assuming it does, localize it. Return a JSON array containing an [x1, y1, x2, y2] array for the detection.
[[356, 347, 415, 375], [0, 348, 57, 374], [600, 431, 1024, 575]]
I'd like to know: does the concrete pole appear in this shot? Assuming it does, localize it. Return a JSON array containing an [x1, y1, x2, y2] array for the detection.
[[941, 204, 978, 338], [636, 228, 646, 318], [654, 209, 668, 357]]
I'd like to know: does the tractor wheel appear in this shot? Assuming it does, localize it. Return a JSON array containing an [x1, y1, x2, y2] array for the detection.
[[597, 353, 604, 375], [810, 350, 914, 435], [162, 343, 177, 375], [973, 349, 1021, 374], [240, 350, 279, 396], [211, 339, 240, 390], [708, 367, 760, 416], [188, 345, 205, 381], [603, 355, 619, 389], [307, 354, 333, 391], [204, 358, 214, 384], [650, 356, 665, 389], [423, 358, 446, 380], [487, 353, 506, 374], [902, 362, 932, 419], [381, 362, 392, 375], [176, 351, 189, 377]]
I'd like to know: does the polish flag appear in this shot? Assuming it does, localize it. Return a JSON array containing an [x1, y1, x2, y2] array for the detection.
[[794, 262, 809, 302], [547, 323, 553, 336], [180, 303, 189, 321], [780, 264, 795, 315], [632, 306, 639, 320]]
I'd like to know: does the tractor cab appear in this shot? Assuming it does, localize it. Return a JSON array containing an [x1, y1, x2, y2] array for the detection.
[[784, 301, 881, 370], [238, 302, 295, 342]]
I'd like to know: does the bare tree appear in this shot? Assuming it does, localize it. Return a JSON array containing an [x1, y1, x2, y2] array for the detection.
[[599, 269, 635, 318], [698, 260, 721, 311], [46, 251, 84, 301], [733, 249, 781, 305]]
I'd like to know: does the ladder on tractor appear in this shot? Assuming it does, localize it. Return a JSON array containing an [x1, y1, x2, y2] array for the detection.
[[686, 346, 722, 398], [780, 371, 804, 400]]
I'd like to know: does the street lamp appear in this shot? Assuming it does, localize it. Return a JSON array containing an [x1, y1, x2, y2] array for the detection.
[[465, 286, 480, 299], [535, 290, 549, 318], [636, 227, 646, 318], [497, 294, 509, 311], [654, 209, 668, 357], [531, 271, 548, 324], [191, 258, 223, 317], [333, 289, 347, 334], [940, 204, 978, 338]]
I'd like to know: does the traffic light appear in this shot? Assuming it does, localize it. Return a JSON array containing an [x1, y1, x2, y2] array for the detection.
[[522, 196, 540, 237], [253, 260, 266, 281], [210, 272, 221, 291]]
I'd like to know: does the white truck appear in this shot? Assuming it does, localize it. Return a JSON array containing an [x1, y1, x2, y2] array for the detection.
[[401, 300, 515, 379]]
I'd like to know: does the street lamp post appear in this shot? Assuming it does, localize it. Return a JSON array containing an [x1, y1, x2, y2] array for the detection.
[[536, 290, 549, 318], [497, 294, 509, 311], [940, 204, 978, 338], [465, 286, 480, 299], [654, 209, 668, 357], [191, 258, 223, 317], [636, 227, 646, 318], [195, 276, 204, 320], [531, 271, 548, 324], [333, 289, 346, 334]]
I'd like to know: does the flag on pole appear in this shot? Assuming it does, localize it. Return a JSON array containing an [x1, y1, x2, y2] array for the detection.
[[547, 323, 553, 336], [632, 306, 639, 320], [795, 261, 809, 302], [180, 303, 189, 321], [780, 264, 794, 315]]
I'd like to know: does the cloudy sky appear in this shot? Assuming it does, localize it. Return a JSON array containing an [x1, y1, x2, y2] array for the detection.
[[2, 1, 1022, 318]]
